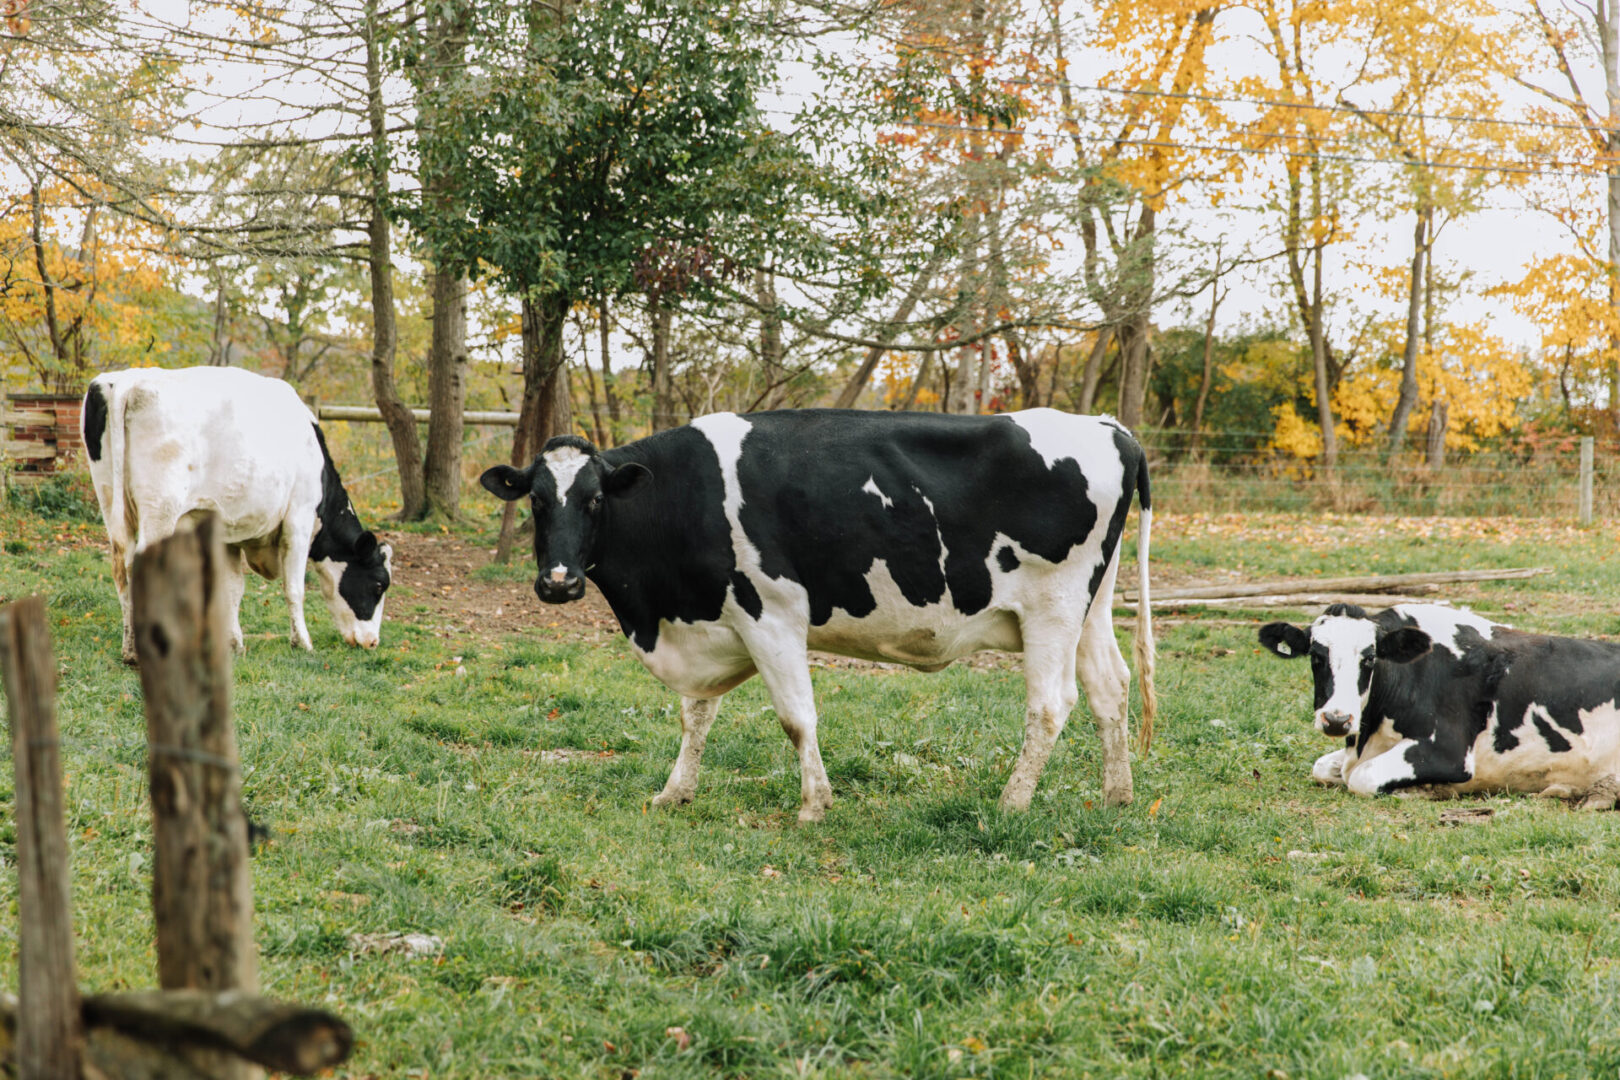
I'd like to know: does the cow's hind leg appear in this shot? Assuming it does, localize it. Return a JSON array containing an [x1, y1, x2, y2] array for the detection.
[[1001, 623, 1083, 812], [653, 695, 722, 807], [111, 540, 136, 664], [751, 647, 833, 823], [1076, 579, 1133, 807]]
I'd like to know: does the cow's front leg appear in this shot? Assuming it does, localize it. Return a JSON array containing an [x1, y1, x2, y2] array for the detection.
[[1003, 629, 1085, 811], [752, 649, 832, 823], [1345, 737, 1472, 796], [1311, 748, 1348, 787], [653, 695, 722, 807], [279, 521, 315, 650], [1575, 775, 1620, 811]]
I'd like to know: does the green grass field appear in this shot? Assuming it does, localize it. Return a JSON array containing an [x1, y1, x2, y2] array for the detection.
[[5, 490, 1620, 1078]]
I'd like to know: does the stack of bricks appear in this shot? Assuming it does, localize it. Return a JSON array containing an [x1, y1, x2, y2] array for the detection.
[[4, 393, 84, 476]]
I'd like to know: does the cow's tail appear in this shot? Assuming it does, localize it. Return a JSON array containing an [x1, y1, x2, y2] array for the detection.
[[1133, 450, 1157, 753], [104, 379, 131, 550]]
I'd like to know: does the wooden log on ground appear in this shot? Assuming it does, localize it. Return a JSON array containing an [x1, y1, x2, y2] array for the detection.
[[82, 992, 352, 1076], [1116, 592, 1443, 612], [0, 596, 84, 1080], [131, 514, 259, 1080], [1120, 566, 1551, 604]]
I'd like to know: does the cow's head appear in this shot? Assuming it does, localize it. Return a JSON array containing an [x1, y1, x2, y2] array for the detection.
[[1258, 605, 1432, 737], [314, 531, 393, 648], [480, 436, 651, 604]]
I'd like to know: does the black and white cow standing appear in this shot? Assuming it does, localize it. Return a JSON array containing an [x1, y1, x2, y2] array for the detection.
[[1259, 603, 1620, 808], [82, 366, 393, 661], [482, 408, 1156, 821]]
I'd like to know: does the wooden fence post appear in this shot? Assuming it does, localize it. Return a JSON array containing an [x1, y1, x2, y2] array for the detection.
[[1580, 436, 1595, 526], [131, 513, 259, 1078], [0, 595, 84, 1080]]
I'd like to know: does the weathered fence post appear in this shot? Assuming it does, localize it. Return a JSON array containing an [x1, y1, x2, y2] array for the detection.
[[1580, 436, 1595, 526], [0, 595, 84, 1080], [131, 513, 259, 1079]]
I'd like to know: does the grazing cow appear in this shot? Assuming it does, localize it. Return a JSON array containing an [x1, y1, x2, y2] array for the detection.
[[82, 366, 393, 660], [482, 408, 1156, 821], [1259, 603, 1620, 808]]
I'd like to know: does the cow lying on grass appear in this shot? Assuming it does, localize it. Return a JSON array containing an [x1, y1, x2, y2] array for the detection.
[[82, 366, 393, 660], [1260, 603, 1620, 808], [483, 408, 1156, 821]]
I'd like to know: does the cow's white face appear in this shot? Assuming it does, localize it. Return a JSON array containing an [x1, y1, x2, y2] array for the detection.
[[1260, 610, 1433, 737], [315, 542, 392, 648]]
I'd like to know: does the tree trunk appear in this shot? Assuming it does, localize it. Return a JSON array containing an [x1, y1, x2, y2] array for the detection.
[[597, 294, 620, 435], [496, 292, 569, 563], [1606, 0, 1620, 429], [366, 0, 425, 520], [1116, 205, 1157, 430], [951, 209, 982, 414], [423, 268, 468, 518], [834, 243, 949, 409], [649, 296, 676, 431], [901, 350, 935, 411], [1425, 400, 1448, 470], [1386, 209, 1428, 459], [755, 267, 787, 408], [1077, 327, 1114, 414], [208, 271, 230, 366], [1191, 258, 1223, 456]]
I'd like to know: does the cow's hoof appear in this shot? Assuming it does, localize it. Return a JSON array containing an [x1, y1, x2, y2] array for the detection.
[[1575, 775, 1620, 811], [1536, 784, 1579, 800]]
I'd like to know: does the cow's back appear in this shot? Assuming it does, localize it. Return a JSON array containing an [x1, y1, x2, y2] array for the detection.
[[90, 367, 323, 548]]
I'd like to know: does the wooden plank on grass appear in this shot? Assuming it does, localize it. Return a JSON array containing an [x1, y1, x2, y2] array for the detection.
[[0, 596, 83, 1080], [1120, 566, 1551, 603]]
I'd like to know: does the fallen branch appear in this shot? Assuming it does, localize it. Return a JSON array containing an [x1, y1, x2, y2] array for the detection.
[[1121, 566, 1550, 604]]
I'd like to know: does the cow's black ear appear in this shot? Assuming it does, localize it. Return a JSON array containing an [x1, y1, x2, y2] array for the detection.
[[1377, 627, 1432, 664], [1258, 622, 1310, 659], [355, 531, 378, 558], [603, 462, 651, 496], [481, 464, 533, 501]]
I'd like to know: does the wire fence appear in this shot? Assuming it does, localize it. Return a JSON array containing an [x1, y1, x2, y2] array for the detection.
[[311, 417, 1619, 522], [1135, 429, 1615, 519]]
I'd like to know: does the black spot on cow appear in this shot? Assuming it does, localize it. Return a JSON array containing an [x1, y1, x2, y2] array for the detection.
[[731, 570, 763, 620], [734, 410, 1111, 625], [1533, 714, 1573, 753], [996, 546, 1020, 573], [83, 381, 108, 462]]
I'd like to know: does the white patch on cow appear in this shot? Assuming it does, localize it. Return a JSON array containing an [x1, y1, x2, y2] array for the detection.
[[1311, 747, 1348, 786], [1007, 407, 1127, 476], [1308, 615, 1378, 733], [549, 563, 568, 584], [861, 476, 893, 509], [544, 446, 591, 506], [1275, 641, 1292, 656], [1388, 603, 1501, 656], [1345, 738, 1421, 795]]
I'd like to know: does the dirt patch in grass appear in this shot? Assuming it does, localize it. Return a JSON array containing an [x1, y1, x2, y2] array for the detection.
[[383, 530, 622, 645]]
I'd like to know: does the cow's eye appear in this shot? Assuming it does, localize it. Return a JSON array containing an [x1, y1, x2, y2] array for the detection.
[[589, 493, 604, 510]]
